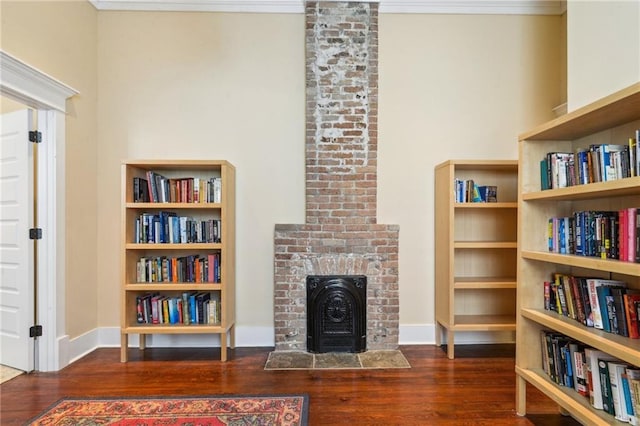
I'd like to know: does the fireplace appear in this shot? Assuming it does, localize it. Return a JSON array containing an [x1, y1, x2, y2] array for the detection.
[[307, 275, 367, 353], [273, 1, 399, 353]]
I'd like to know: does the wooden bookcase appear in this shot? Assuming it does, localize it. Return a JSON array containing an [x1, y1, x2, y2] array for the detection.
[[516, 82, 640, 424], [120, 160, 236, 362], [434, 160, 518, 359]]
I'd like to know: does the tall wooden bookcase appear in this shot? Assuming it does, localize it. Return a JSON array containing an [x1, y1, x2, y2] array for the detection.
[[435, 160, 518, 359], [120, 160, 236, 362], [516, 83, 640, 424]]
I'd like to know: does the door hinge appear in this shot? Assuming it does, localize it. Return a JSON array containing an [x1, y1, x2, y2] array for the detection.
[[29, 131, 42, 143], [29, 228, 42, 240], [30, 325, 43, 338]]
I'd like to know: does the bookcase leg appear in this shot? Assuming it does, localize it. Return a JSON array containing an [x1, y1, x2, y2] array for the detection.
[[229, 325, 236, 349], [120, 334, 128, 363], [516, 375, 527, 416], [139, 334, 146, 350], [435, 322, 442, 347], [446, 330, 454, 359], [220, 332, 228, 362]]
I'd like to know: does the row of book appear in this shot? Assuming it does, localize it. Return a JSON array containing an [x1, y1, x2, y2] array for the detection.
[[133, 172, 222, 203], [134, 212, 221, 244], [541, 130, 640, 190], [544, 273, 640, 338], [136, 254, 221, 284], [548, 208, 640, 262], [453, 178, 497, 203], [136, 292, 221, 325], [540, 330, 640, 423]]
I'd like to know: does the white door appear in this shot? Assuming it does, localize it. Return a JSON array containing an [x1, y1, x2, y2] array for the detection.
[[0, 109, 34, 372]]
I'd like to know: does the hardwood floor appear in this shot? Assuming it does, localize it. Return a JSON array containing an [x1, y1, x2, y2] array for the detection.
[[1, 344, 581, 425]]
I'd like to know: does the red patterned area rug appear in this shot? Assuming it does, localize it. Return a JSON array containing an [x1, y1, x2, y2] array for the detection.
[[28, 395, 308, 425]]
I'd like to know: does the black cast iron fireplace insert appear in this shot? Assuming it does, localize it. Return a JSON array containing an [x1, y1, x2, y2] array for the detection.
[[306, 275, 367, 353]]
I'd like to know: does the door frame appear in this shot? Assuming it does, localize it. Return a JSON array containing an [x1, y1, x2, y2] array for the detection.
[[0, 50, 77, 371]]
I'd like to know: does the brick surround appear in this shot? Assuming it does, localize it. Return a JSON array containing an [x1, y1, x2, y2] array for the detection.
[[273, 1, 399, 352]]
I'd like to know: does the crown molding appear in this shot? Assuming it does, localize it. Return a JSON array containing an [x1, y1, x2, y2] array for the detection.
[[89, 0, 564, 15], [381, 0, 564, 15], [90, 0, 305, 13]]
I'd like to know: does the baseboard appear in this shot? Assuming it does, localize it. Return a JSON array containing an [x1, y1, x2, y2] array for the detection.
[[59, 324, 513, 370]]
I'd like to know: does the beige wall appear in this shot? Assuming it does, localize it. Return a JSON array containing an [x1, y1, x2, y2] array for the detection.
[[567, 0, 640, 110], [0, 1, 99, 339], [2, 2, 564, 344], [97, 11, 562, 337], [1, 96, 27, 113], [378, 13, 561, 329], [96, 11, 306, 329]]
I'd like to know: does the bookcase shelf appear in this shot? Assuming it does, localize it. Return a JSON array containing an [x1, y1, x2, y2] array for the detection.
[[521, 308, 640, 366], [125, 283, 223, 291], [454, 276, 517, 289], [516, 82, 640, 424], [435, 159, 518, 359], [125, 243, 223, 250], [126, 202, 222, 209], [122, 324, 225, 334], [451, 314, 516, 330], [521, 250, 640, 276], [121, 160, 236, 362], [516, 367, 630, 426], [522, 176, 640, 201]]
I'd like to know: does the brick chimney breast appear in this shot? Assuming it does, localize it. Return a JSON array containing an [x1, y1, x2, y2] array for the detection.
[[274, 1, 399, 352]]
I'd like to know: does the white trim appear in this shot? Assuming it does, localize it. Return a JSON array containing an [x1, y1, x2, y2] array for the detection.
[[88, 0, 564, 15], [90, 0, 305, 13], [380, 0, 564, 15], [0, 49, 77, 372], [67, 329, 100, 365], [0, 51, 78, 113], [35, 110, 58, 372], [63, 325, 511, 365]]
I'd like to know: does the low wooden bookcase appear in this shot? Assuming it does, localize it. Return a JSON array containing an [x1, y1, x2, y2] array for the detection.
[[434, 160, 518, 359], [120, 160, 235, 362]]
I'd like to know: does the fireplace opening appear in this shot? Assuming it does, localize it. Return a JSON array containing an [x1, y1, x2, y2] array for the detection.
[[306, 275, 367, 353]]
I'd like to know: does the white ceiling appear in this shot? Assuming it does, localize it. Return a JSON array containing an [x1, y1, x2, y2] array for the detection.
[[89, 0, 565, 15]]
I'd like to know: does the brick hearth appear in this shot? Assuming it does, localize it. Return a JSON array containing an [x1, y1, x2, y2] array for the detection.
[[273, 1, 399, 352]]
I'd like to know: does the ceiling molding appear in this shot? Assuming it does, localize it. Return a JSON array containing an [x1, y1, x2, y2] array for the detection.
[[89, 0, 305, 13], [381, 0, 564, 15], [89, 0, 564, 15]]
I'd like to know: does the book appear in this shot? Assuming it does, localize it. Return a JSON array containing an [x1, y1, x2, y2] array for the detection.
[[570, 343, 589, 397], [579, 278, 594, 327], [621, 369, 638, 425], [627, 368, 640, 425], [133, 177, 150, 202], [478, 185, 497, 202], [628, 208, 637, 262], [587, 279, 627, 330], [609, 361, 632, 422], [554, 273, 569, 317], [585, 348, 618, 410], [610, 287, 629, 337], [624, 292, 640, 339], [540, 158, 550, 190], [598, 358, 615, 414], [597, 285, 627, 333]]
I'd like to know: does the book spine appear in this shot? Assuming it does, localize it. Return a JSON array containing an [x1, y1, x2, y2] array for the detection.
[[599, 358, 615, 415]]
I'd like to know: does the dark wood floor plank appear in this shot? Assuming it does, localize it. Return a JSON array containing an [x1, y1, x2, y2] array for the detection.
[[0, 344, 581, 425]]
